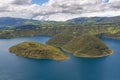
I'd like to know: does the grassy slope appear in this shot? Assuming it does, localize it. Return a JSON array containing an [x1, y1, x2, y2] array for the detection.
[[62, 34, 112, 57], [46, 33, 73, 48], [0, 23, 120, 39]]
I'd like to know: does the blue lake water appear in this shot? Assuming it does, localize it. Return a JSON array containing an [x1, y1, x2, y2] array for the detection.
[[0, 36, 120, 80]]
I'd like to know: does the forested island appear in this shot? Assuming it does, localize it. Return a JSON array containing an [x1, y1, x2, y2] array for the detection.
[[47, 34, 112, 58], [9, 42, 68, 61]]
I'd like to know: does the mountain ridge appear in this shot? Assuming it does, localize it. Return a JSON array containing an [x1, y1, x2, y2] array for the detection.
[[67, 16, 120, 24], [0, 16, 120, 28]]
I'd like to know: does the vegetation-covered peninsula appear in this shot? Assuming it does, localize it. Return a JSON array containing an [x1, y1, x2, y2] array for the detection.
[[62, 34, 112, 58], [9, 42, 68, 61]]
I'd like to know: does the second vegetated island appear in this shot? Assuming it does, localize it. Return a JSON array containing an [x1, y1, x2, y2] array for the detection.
[[47, 34, 112, 58]]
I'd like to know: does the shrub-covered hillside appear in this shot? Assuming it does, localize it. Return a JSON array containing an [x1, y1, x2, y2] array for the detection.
[[62, 34, 112, 58], [9, 42, 68, 61], [46, 33, 73, 47]]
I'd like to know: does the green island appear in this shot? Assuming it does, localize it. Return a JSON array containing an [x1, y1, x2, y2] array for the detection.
[[62, 34, 112, 58], [9, 42, 68, 61], [46, 34, 112, 58]]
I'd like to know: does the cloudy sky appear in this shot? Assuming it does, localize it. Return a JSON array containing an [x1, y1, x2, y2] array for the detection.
[[0, 0, 120, 21]]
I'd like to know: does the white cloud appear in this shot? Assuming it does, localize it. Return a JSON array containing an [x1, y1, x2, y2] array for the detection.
[[0, 0, 120, 21]]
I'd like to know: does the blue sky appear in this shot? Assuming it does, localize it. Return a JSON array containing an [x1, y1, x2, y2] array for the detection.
[[32, 0, 109, 5], [104, 0, 109, 3], [32, 0, 48, 5], [32, 0, 109, 4]]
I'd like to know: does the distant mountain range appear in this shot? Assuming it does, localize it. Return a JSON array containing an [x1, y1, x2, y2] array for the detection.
[[67, 16, 120, 24], [0, 17, 39, 29], [0, 17, 66, 29], [0, 16, 120, 29]]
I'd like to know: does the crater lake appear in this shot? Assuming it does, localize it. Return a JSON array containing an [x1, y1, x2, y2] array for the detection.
[[0, 36, 120, 80]]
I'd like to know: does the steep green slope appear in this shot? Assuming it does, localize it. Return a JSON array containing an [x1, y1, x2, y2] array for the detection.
[[9, 42, 68, 61], [46, 33, 73, 47], [62, 34, 112, 58]]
